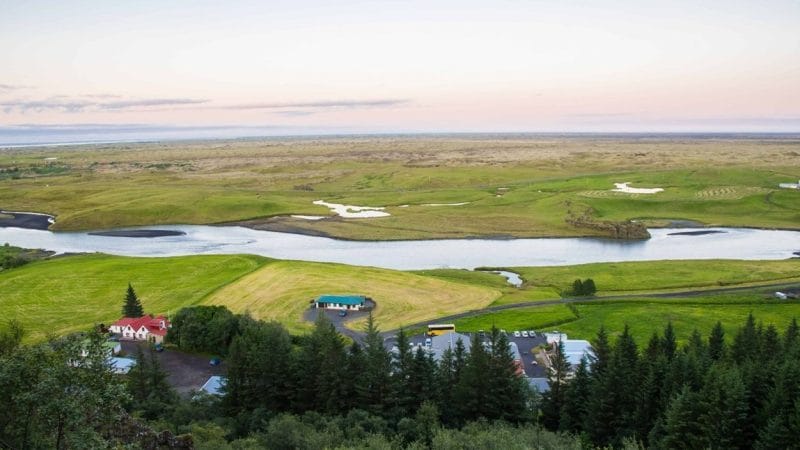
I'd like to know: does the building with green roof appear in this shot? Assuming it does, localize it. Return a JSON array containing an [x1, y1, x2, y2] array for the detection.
[[315, 294, 366, 311]]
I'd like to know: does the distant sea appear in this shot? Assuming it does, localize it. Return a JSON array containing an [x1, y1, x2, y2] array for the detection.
[[1, 125, 798, 149]]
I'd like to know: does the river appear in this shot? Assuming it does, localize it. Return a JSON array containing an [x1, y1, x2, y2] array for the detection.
[[1, 224, 798, 270]]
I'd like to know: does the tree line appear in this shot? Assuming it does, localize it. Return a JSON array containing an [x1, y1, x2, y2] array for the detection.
[[539, 315, 800, 449]]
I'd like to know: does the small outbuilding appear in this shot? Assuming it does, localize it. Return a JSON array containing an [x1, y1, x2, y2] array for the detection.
[[314, 295, 366, 311], [109, 357, 136, 374], [199, 376, 227, 396]]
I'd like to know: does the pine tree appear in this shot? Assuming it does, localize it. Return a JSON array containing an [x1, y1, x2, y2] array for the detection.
[[560, 357, 590, 434], [662, 322, 676, 361], [485, 327, 528, 422], [360, 313, 392, 416], [659, 386, 703, 449], [392, 328, 415, 418], [455, 332, 490, 423], [541, 339, 570, 430], [122, 283, 144, 317], [698, 366, 749, 450], [708, 321, 726, 361]]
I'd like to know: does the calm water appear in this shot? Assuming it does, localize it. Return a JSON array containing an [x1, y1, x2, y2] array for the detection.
[[1, 225, 798, 270]]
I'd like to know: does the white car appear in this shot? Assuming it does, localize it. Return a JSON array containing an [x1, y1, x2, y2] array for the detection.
[[513, 330, 521, 337], [425, 337, 432, 347], [521, 331, 529, 338], [529, 330, 536, 337]]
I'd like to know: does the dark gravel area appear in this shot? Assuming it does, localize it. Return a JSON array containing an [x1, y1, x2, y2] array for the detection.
[[120, 341, 226, 397]]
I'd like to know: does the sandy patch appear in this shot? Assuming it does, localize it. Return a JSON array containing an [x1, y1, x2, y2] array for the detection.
[[612, 182, 664, 194], [313, 200, 390, 218], [291, 215, 327, 221]]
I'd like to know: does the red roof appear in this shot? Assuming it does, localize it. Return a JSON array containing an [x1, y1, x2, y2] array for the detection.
[[112, 315, 170, 336]]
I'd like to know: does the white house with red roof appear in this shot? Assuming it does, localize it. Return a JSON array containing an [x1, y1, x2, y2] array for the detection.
[[109, 315, 171, 344]]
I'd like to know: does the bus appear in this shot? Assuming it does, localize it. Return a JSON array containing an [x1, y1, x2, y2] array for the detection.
[[427, 324, 455, 336]]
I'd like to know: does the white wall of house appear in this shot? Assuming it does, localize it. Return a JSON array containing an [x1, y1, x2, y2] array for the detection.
[[317, 302, 362, 311]]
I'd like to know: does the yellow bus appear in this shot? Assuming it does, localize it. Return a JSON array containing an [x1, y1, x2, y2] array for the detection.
[[427, 324, 455, 336]]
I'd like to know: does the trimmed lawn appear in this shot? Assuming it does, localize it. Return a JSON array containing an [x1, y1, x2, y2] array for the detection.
[[204, 260, 501, 333], [0, 254, 266, 342], [454, 304, 577, 332]]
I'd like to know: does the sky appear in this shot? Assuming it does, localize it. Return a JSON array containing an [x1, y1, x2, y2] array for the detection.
[[1, 0, 799, 142]]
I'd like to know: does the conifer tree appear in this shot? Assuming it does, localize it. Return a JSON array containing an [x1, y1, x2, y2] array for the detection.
[[660, 387, 703, 449], [698, 366, 749, 450], [360, 313, 392, 416], [541, 339, 570, 430], [662, 322, 676, 361], [122, 283, 144, 317], [560, 357, 590, 434], [708, 321, 726, 361], [455, 332, 490, 422]]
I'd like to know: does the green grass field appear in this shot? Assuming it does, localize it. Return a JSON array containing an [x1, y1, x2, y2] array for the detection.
[[0, 253, 500, 340], [449, 292, 800, 345], [204, 260, 500, 333], [509, 259, 800, 295], [0, 254, 267, 341], [1, 137, 798, 240]]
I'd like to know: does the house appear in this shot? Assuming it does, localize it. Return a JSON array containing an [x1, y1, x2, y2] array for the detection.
[[561, 339, 594, 369], [314, 295, 366, 311], [544, 332, 568, 344], [199, 376, 226, 396], [428, 332, 472, 362], [109, 315, 171, 344]]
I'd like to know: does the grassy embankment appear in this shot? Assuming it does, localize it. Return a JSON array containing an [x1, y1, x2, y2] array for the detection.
[[0, 137, 798, 240], [0, 251, 797, 342], [452, 295, 800, 346], [0, 254, 500, 341], [418, 259, 800, 305]]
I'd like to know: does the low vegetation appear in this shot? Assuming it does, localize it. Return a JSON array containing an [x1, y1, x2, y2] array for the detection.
[[1, 137, 798, 239], [0, 243, 52, 270]]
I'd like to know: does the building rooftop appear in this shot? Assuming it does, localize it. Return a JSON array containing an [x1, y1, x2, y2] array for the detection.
[[316, 295, 366, 306], [200, 376, 227, 396], [429, 332, 471, 361]]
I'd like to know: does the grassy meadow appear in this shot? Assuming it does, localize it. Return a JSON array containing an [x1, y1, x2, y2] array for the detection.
[[0, 254, 266, 341], [203, 260, 500, 333], [0, 136, 798, 239], [2, 249, 796, 343], [0, 253, 501, 341], [452, 293, 800, 345]]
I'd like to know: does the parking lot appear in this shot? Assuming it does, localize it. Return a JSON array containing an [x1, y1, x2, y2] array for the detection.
[[388, 330, 547, 378]]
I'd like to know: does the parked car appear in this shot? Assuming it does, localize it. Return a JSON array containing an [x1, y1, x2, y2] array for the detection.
[[338, 310, 347, 317], [521, 330, 529, 338], [425, 337, 432, 347], [478, 329, 485, 337], [529, 330, 536, 337], [500, 329, 507, 335], [513, 330, 521, 337]]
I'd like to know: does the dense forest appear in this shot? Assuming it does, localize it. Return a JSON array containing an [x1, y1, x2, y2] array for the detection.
[[1, 306, 799, 449]]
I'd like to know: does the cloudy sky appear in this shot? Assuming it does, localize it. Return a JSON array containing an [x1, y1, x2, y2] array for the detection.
[[1, 0, 799, 141]]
